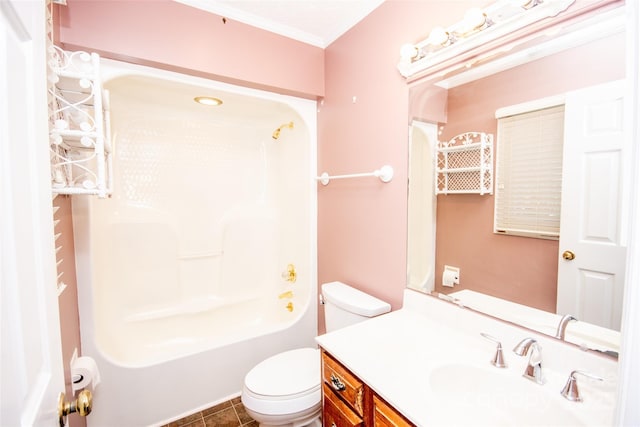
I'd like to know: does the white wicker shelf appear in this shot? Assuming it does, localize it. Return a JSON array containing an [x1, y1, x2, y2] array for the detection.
[[48, 47, 112, 198], [435, 132, 493, 195]]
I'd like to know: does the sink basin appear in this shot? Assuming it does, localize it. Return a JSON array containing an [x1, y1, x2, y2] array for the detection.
[[428, 364, 582, 426]]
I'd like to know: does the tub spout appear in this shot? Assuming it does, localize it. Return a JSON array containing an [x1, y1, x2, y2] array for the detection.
[[278, 290, 293, 299]]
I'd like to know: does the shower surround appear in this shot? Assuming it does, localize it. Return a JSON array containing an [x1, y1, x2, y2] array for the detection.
[[72, 59, 317, 427]]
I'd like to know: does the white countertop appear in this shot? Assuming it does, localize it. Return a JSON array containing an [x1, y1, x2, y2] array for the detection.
[[315, 289, 618, 426]]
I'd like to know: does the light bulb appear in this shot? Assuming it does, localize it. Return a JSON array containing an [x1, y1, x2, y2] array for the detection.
[[400, 44, 419, 62], [428, 27, 449, 46], [463, 7, 486, 33]]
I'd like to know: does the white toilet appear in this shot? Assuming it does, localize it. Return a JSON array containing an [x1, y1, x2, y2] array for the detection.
[[241, 281, 391, 427]]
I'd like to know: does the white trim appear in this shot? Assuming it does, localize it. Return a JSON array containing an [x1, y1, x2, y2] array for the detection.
[[173, 0, 383, 48], [495, 94, 565, 118], [174, 0, 324, 47]]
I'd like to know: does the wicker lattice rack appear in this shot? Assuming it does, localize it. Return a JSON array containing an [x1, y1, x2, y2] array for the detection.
[[435, 132, 493, 195]]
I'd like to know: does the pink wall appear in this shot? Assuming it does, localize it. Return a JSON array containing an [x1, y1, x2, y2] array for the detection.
[[434, 33, 625, 311], [318, 0, 486, 322], [53, 197, 86, 427], [56, 0, 324, 98]]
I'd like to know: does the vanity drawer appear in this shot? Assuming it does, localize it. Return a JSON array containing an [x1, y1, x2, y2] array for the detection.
[[322, 351, 365, 417], [372, 394, 415, 427], [323, 382, 364, 427]]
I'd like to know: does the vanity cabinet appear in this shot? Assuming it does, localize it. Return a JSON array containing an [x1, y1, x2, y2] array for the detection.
[[371, 395, 413, 427], [321, 350, 414, 427], [322, 350, 365, 426]]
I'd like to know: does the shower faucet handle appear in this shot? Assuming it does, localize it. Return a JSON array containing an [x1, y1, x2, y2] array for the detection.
[[281, 264, 296, 283], [480, 332, 507, 368]]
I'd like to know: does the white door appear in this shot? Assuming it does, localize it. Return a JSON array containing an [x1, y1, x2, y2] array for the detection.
[[1, 1, 66, 426], [556, 80, 627, 331]]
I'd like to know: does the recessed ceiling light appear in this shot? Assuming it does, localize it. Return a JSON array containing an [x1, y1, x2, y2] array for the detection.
[[194, 96, 223, 106]]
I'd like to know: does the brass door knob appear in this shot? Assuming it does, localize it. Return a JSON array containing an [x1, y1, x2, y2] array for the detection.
[[562, 250, 576, 261], [58, 390, 92, 427]]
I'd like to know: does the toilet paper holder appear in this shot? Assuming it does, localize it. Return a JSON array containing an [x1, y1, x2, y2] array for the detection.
[[442, 265, 460, 287], [70, 353, 101, 393]]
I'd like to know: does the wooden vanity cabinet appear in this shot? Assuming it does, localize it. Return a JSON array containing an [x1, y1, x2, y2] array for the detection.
[[323, 382, 364, 427], [321, 350, 415, 427], [372, 394, 414, 427], [321, 350, 366, 426]]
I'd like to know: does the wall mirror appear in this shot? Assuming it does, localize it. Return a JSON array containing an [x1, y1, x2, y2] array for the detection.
[[406, 1, 627, 356]]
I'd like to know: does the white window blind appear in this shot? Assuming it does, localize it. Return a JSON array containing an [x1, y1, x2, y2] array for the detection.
[[494, 104, 565, 239]]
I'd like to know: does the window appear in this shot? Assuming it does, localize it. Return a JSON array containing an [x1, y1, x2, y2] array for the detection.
[[494, 104, 565, 239]]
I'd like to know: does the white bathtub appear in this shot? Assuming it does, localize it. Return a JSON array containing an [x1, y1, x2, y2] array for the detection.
[[73, 59, 317, 426]]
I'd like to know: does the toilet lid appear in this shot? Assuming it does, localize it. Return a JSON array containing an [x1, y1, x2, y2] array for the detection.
[[245, 348, 320, 398]]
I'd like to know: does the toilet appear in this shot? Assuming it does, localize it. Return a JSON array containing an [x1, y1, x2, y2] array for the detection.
[[241, 281, 391, 427]]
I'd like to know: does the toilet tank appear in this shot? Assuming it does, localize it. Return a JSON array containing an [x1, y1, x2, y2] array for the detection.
[[321, 281, 391, 332]]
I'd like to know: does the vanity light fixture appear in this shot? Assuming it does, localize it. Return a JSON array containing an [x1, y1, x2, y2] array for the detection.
[[194, 96, 223, 106], [397, 0, 575, 79]]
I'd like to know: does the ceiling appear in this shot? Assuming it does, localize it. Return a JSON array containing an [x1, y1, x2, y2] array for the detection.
[[174, 0, 385, 48]]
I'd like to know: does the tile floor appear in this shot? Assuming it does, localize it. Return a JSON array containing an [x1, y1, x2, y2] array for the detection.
[[161, 397, 257, 427]]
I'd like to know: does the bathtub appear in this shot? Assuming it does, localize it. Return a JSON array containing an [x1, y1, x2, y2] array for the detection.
[[72, 59, 317, 426]]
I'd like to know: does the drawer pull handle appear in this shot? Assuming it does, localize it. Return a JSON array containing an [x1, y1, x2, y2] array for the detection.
[[331, 423, 337, 427], [330, 374, 346, 391]]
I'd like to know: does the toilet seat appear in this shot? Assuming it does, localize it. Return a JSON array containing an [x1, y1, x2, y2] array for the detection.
[[242, 348, 321, 415]]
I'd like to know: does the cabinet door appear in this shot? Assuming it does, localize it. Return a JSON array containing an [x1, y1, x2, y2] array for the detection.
[[323, 383, 364, 427], [373, 394, 415, 427]]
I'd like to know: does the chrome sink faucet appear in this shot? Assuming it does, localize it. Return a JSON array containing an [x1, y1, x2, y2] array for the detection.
[[513, 338, 545, 384], [555, 314, 577, 340]]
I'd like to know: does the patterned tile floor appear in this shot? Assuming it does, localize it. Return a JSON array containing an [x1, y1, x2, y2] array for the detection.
[[161, 397, 257, 427]]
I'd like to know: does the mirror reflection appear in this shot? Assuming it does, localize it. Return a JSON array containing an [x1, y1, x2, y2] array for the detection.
[[407, 7, 626, 355]]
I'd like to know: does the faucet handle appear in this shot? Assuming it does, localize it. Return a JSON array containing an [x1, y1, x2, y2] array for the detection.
[[560, 370, 604, 402], [480, 333, 507, 368]]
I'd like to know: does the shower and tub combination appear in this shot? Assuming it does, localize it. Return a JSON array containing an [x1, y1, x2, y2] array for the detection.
[[407, 121, 437, 294], [72, 59, 317, 426]]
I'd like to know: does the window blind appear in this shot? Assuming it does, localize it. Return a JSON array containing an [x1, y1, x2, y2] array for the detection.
[[494, 104, 565, 239]]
